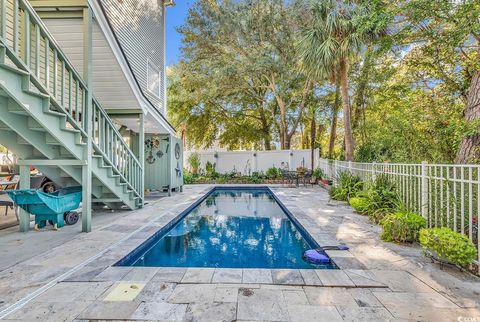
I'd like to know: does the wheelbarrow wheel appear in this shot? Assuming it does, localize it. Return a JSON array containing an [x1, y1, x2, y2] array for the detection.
[[64, 211, 79, 225], [35, 220, 47, 230]]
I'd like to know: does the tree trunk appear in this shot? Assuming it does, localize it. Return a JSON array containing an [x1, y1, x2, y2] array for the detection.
[[317, 124, 325, 156], [340, 60, 355, 161], [310, 115, 316, 171], [328, 79, 341, 159], [264, 135, 272, 150], [278, 99, 288, 150], [352, 46, 373, 144], [259, 112, 272, 150], [456, 68, 480, 163]]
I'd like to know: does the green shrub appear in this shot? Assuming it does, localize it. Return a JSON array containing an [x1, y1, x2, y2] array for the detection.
[[419, 228, 477, 267], [349, 197, 370, 214], [205, 161, 219, 179], [266, 167, 280, 179], [187, 153, 201, 174], [381, 212, 426, 243], [312, 168, 324, 178], [183, 170, 195, 184], [365, 174, 402, 223], [251, 172, 264, 181], [329, 171, 364, 201]]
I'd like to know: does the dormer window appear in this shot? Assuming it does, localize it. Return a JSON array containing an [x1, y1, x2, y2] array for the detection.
[[147, 60, 161, 98]]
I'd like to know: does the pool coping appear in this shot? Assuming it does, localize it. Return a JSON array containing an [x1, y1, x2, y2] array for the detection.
[[114, 186, 336, 269], [74, 185, 388, 288]]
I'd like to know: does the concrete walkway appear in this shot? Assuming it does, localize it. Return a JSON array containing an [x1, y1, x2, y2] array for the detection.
[[0, 185, 479, 321]]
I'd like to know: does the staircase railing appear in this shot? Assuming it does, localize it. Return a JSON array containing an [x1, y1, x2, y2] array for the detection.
[[92, 98, 143, 198], [0, 0, 143, 200]]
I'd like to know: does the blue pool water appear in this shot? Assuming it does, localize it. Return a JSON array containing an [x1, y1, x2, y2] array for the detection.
[[116, 188, 336, 269]]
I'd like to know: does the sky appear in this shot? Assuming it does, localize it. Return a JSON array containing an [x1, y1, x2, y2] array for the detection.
[[166, 1, 193, 66]]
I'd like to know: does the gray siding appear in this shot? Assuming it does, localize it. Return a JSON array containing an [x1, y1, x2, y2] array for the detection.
[[99, 0, 166, 115], [43, 18, 139, 110]]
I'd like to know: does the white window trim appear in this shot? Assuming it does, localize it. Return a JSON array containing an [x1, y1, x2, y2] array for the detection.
[[147, 59, 162, 98]]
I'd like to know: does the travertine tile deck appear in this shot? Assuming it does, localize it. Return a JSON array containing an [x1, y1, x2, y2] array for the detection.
[[0, 185, 479, 321]]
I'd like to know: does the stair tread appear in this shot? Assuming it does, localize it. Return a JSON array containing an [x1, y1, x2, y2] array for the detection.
[[45, 110, 66, 117], [61, 127, 80, 134], [24, 89, 50, 99], [0, 63, 30, 76]]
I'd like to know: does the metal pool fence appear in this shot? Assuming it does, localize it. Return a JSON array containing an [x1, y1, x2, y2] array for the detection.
[[318, 159, 480, 265]]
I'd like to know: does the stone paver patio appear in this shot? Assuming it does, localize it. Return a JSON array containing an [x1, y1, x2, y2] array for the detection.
[[0, 185, 479, 321]]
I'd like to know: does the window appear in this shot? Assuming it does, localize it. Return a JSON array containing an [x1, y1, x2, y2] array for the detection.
[[147, 60, 161, 98]]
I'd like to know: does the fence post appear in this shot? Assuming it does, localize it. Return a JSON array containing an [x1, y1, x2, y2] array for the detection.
[[421, 161, 428, 219], [372, 161, 377, 182], [333, 160, 337, 185], [288, 150, 293, 170], [348, 161, 352, 173]]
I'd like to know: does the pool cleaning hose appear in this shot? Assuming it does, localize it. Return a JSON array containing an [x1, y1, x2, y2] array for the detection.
[[321, 244, 349, 251]]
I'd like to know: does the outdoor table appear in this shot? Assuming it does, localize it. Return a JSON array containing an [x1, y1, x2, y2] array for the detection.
[[0, 180, 19, 190]]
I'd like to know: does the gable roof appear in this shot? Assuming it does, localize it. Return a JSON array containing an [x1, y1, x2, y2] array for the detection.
[[88, 0, 176, 135]]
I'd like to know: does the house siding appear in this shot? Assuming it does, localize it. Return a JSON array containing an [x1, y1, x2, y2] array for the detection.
[[99, 0, 166, 115], [42, 18, 139, 110]]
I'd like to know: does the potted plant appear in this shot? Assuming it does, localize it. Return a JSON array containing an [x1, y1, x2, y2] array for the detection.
[[311, 168, 323, 184], [188, 153, 201, 175], [296, 166, 308, 176], [319, 171, 332, 187]]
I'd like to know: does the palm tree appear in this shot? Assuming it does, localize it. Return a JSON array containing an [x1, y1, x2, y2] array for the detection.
[[298, 0, 388, 161]]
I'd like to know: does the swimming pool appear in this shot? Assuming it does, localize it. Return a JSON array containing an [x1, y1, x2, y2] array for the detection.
[[116, 187, 336, 269]]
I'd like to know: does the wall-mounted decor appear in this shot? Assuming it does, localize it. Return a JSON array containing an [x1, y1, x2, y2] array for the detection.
[[145, 136, 161, 164], [175, 143, 181, 160]]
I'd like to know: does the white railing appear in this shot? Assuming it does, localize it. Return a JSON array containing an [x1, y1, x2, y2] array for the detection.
[[319, 159, 479, 264]]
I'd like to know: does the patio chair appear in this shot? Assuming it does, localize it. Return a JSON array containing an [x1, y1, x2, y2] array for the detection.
[[0, 174, 19, 191], [0, 181, 19, 221], [280, 169, 292, 186], [302, 170, 313, 186], [281, 169, 298, 187]]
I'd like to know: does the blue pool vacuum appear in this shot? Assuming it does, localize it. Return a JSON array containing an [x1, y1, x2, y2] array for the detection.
[[303, 245, 349, 264]]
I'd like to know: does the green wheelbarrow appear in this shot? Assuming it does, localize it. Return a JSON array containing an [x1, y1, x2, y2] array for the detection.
[[7, 186, 82, 231]]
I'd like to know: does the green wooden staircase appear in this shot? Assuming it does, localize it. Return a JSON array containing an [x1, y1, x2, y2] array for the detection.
[[0, 0, 143, 222]]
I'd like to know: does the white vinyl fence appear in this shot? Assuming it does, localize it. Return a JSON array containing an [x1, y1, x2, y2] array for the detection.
[[319, 159, 479, 265], [184, 149, 319, 175]]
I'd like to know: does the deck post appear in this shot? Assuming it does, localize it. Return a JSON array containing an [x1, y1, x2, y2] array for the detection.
[[18, 165, 30, 232], [81, 6, 93, 232], [421, 161, 428, 219], [1, 0, 6, 40], [138, 112, 145, 207], [168, 135, 172, 196]]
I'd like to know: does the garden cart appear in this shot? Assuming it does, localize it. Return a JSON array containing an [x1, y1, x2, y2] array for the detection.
[[7, 186, 82, 231]]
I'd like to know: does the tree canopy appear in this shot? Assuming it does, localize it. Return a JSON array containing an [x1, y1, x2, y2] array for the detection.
[[168, 0, 480, 164]]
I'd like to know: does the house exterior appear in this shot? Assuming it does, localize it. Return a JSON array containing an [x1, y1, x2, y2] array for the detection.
[[0, 0, 182, 232]]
